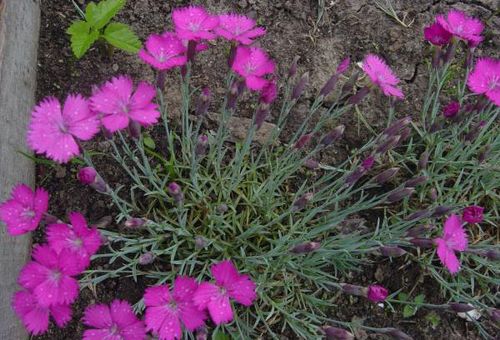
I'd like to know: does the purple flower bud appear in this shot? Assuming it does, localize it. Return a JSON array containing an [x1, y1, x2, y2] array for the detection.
[[340, 72, 359, 97], [361, 156, 375, 170], [432, 47, 442, 68], [340, 284, 365, 297], [195, 236, 207, 249], [442, 101, 460, 118], [478, 145, 491, 163], [367, 285, 389, 302], [216, 203, 228, 214], [156, 70, 166, 90], [375, 135, 401, 154], [431, 206, 453, 217], [464, 120, 486, 142], [429, 188, 438, 201], [347, 86, 370, 105], [294, 133, 313, 149], [344, 168, 364, 187], [290, 241, 321, 254], [260, 80, 277, 104], [227, 80, 242, 110], [322, 326, 354, 340], [449, 303, 475, 313], [304, 158, 319, 170], [292, 192, 314, 211], [138, 252, 155, 265], [462, 205, 484, 224], [321, 125, 345, 146], [195, 134, 209, 157], [484, 249, 500, 261], [487, 308, 500, 322], [406, 225, 434, 238], [128, 120, 141, 139], [292, 72, 309, 100], [410, 238, 434, 248], [397, 126, 412, 144], [418, 150, 429, 171], [124, 218, 146, 229], [404, 176, 427, 187], [319, 74, 339, 97], [383, 117, 412, 137], [195, 87, 211, 116], [379, 246, 407, 257], [288, 56, 300, 78], [442, 41, 456, 64], [167, 182, 184, 204], [405, 209, 431, 221], [372, 167, 400, 184], [254, 105, 270, 130], [386, 187, 415, 203], [336, 57, 350, 74], [383, 328, 413, 340], [78, 167, 97, 185], [94, 215, 113, 229]]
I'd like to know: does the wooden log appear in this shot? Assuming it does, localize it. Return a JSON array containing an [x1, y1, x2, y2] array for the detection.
[[0, 0, 40, 338]]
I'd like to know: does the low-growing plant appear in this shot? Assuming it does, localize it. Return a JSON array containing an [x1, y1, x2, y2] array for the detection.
[[67, 0, 141, 58], [1, 5, 499, 340]]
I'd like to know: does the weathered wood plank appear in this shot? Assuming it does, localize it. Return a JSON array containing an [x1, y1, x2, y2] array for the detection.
[[0, 0, 40, 338]]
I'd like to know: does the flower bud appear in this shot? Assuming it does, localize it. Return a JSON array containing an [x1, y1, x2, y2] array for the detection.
[[167, 182, 184, 204], [216, 203, 228, 214], [405, 209, 431, 221], [288, 56, 300, 78], [138, 252, 155, 265], [340, 283, 365, 297], [128, 120, 141, 139], [195, 236, 208, 249], [487, 308, 500, 323], [336, 57, 350, 74], [94, 215, 113, 229], [260, 80, 277, 104], [383, 117, 412, 137], [429, 188, 438, 201], [372, 167, 399, 185], [404, 176, 427, 187], [304, 158, 319, 170], [375, 135, 400, 154], [361, 156, 375, 170], [294, 133, 313, 149], [319, 74, 339, 97], [124, 218, 146, 229], [379, 246, 407, 257], [383, 328, 413, 340], [156, 69, 166, 89], [78, 167, 97, 185], [386, 187, 415, 203], [484, 249, 500, 261], [442, 101, 460, 118], [227, 80, 241, 110], [406, 225, 434, 238], [340, 72, 359, 97], [367, 285, 388, 302], [290, 241, 321, 254], [410, 238, 434, 248], [255, 106, 270, 130], [344, 169, 364, 187], [442, 41, 456, 64], [195, 87, 211, 116], [292, 72, 309, 100], [418, 150, 429, 171], [462, 205, 484, 224], [347, 86, 370, 105], [397, 126, 412, 144], [431, 205, 453, 217], [292, 192, 314, 211], [187, 40, 197, 63], [449, 303, 475, 313], [432, 47, 442, 68], [322, 326, 354, 340], [195, 135, 209, 157], [320, 125, 345, 146]]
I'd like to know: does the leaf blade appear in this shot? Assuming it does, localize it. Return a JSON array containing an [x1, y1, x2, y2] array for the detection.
[[103, 22, 142, 53]]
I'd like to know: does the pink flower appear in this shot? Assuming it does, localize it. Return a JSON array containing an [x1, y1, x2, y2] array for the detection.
[[215, 14, 266, 45], [424, 22, 452, 46], [437, 10, 484, 45], [83, 300, 146, 340], [18, 244, 82, 306], [435, 214, 468, 274], [462, 205, 484, 224], [0, 184, 49, 236], [442, 101, 460, 118], [46, 212, 102, 269], [362, 54, 404, 99], [90, 75, 160, 132], [12, 290, 72, 335], [27, 94, 100, 163], [193, 260, 256, 325], [78, 167, 97, 184], [367, 285, 388, 302], [232, 46, 275, 91], [260, 80, 277, 104], [336, 57, 351, 74], [144, 276, 207, 340], [138, 32, 188, 70], [467, 58, 500, 107], [172, 6, 219, 41]]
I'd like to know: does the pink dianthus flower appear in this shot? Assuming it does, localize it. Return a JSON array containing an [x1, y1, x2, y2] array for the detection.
[[83, 300, 146, 340], [467, 58, 500, 107], [193, 260, 256, 325], [18, 244, 82, 306], [424, 22, 452, 46], [139, 32, 188, 70], [27, 94, 100, 163], [442, 101, 460, 118], [144, 276, 207, 340], [435, 214, 468, 274], [362, 54, 404, 99], [367, 285, 388, 302], [232, 46, 275, 91], [12, 290, 72, 335], [90, 75, 160, 132], [46, 212, 102, 270], [215, 14, 266, 45], [172, 6, 219, 41], [437, 10, 484, 45], [0, 184, 49, 236], [462, 205, 484, 224]]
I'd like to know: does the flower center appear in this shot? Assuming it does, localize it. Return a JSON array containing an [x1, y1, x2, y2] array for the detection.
[[50, 270, 62, 282], [188, 22, 201, 32], [21, 208, 36, 219], [57, 120, 69, 133], [72, 237, 83, 248], [488, 76, 499, 91]]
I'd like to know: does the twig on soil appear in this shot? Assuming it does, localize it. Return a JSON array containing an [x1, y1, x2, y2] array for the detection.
[[374, 0, 415, 28]]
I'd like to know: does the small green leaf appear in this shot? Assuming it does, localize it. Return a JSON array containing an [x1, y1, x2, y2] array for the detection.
[[425, 312, 441, 329], [103, 22, 141, 53], [67, 20, 99, 58], [414, 294, 425, 304], [85, 0, 126, 30], [398, 292, 408, 301], [143, 136, 156, 150], [403, 305, 416, 318], [212, 330, 231, 340]]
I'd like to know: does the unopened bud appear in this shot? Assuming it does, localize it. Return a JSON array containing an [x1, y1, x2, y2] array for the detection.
[[288, 56, 300, 78], [167, 182, 184, 204], [442, 101, 460, 119], [398, 127, 412, 144], [485, 249, 500, 261], [347, 86, 370, 105], [410, 238, 434, 248], [487, 308, 500, 323], [128, 120, 141, 139], [418, 150, 429, 170], [319, 74, 339, 97], [340, 72, 359, 97], [372, 167, 399, 184], [344, 168, 364, 187], [292, 72, 309, 100], [367, 285, 388, 302], [442, 41, 456, 64], [387, 187, 415, 203], [138, 252, 155, 265], [449, 303, 475, 313], [336, 57, 350, 74], [321, 125, 345, 146], [124, 218, 146, 229], [406, 224, 433, 237], [195, 87, 211, 116], [404, 176, 427, 187], [304, 158, 319, 170], [340, 283, 365, 297], [383, 328, 414, 340], [375, 135, 400, 154], [431, 206, 453, 217], [187, 40, 197, 63], [195, 135, 209, 157], [255, 106, 270, 129], [322, 326, 354, 340], [379, 246, 407, 257], [78, 167, 108, 193], [294, 133, 313, 149], [383, 117, 412, 137], [429, 188, 438, 201], [260, 80, 277, 104], [405, 209, 431, 221], [290, 241, 321, 254], [292, 192, 314, 211], [195, 236, 208, 249]]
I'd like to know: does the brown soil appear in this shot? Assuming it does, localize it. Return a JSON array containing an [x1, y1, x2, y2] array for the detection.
[[32, 0, 498, 339]]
